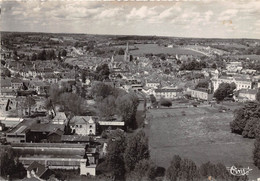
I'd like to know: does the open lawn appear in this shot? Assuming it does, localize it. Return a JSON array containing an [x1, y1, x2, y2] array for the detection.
[[146, 106, 259, 180], [129, 44, 205, 56]]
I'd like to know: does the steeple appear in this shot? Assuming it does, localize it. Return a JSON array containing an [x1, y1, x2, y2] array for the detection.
[[124, 42, 129, 62]]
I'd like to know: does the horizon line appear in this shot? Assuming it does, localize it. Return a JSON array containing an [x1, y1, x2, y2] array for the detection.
[[1, 30, 260, 41]]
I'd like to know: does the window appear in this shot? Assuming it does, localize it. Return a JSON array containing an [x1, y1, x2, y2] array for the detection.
[[80, 125, 82, 128], [90, 125, 92, 128]]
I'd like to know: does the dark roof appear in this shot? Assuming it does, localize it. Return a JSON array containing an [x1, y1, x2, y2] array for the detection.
[[27, 161, 48, 178], [47, 128, 64, 136], [30, 123, 65, 133], [1, 77, 12, 87], [11, 78, 23, 84], [192, 88, 209, 93], [61, 135, 90, 142], [155, 88, 183, 93]]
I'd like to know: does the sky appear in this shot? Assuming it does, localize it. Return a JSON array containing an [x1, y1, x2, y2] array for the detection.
[[1, 0, 260, 39]]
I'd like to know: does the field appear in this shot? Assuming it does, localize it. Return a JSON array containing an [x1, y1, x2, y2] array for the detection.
[[146, 106, 259, 180], [125, 44, 205, 56], [230, 54, 260, 61]]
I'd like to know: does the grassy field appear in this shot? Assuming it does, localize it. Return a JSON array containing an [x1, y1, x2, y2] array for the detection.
[[146, 106, 259, 180], [128, 44, 205, 56], [230, 54, 260, 61]]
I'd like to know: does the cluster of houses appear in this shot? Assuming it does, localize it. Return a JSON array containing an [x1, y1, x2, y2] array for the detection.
[[0, 111, 125, 179]]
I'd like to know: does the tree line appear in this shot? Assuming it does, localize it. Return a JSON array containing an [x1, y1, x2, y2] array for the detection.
[[230, 101, 260, 169], [99, 129, 248, 181]]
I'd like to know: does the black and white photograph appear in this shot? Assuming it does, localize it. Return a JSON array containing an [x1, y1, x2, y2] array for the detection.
[[0, 0, 260, 180]]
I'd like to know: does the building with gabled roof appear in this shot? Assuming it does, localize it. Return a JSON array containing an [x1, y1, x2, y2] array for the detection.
[[212, 76, 253, 92], [69, 116, 96, 136], [51, 112, 67, 125], [235, 89, 258, 102], [26, 161, 52, 180]]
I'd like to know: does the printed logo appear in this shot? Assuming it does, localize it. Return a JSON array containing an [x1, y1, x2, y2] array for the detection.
[[226, 165, 252, 176]]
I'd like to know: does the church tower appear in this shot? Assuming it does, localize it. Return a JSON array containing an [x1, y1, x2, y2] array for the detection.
[[124, 42, 129, 62]]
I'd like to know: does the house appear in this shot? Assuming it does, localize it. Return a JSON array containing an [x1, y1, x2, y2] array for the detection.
[[28, 122, 65, 143], [146, 81, 160, 89], [235, 89, 258, 102], [226, 62, 243, 73], [212, 76, 252, 92], [0, 117, 24, 128], [52, 112, 67, 125], [6, 125, 29, 143], [190, 88, 213, 101], [26, 161, 52, 180], [0, 77, 16, 97], [46, 129, 64, 143], [69, 116, 96, 136], [154, 88, 183, 99], [11, 78, 24, 90], [42, 74, 59, 84], [29, 81, 49, 95]]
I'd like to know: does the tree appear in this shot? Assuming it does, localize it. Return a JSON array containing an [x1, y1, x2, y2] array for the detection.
[[38, 49, 47, 60], [105, 129, 126, 180], [178, 158, 200, 181], [1, 68, 11, 77], [81, 71, 86, 83], [116, 93, 139, 130], [31, 53, 37, 61], [150, 94, 156, 103], [127, 159, 157, 181], [230, 102, 260, 137], [61, 49, 67, 57], [256, 89, 260, 102], [160, 98, 172, 107], [166, 155, 182, 181], [242, 118, 260, 138], [95, 64, 110, 81], [166, 155, 200, 181], [211, 63, 217, 69], [0, 146, 26, 179], [59, 92, 86, 116], [96, 95, 117, 119], [118, 48, 125, 55], [47, 49, 56, 60], [213, 83, 235, 102], [90, 82, 115, 100], [253, 138, 260, 169], [58, 51, 61, 61], [124, 130, 150, 172], [130, 55, 133, 62], [195, 80, 209, 89]]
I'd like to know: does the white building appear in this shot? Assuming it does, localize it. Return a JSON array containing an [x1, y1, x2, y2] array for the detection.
[[235, 89, 258, 102], [146, 81, 160, 89], [190, 89, 213, 101], [52, 112, 67, 125], [69, 116, 96, 136], [226, 62, 243, 73], [154, 88, 183, 99], [212, 76, 252, 92]]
